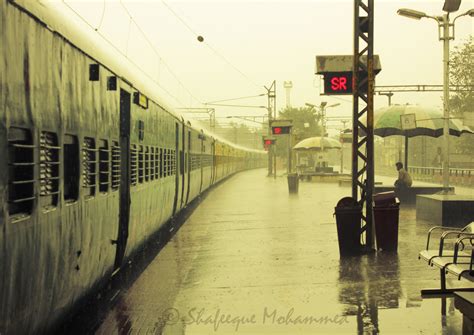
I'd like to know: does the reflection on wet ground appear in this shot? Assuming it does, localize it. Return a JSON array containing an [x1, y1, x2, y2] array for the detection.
[[64, 169, 473, 334]]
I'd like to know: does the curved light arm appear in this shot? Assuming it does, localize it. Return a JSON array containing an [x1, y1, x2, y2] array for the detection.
[[453, 8, 474, 24], [449, 9, 473, 40], [397, 8, 441, 23]]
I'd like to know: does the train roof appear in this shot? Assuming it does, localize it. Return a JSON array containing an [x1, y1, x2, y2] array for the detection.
[[10, 0, 266, 155]]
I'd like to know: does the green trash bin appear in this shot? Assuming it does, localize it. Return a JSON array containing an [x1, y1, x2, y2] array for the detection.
[[287, 173, 299, 193], [334, 197, 362, 256]]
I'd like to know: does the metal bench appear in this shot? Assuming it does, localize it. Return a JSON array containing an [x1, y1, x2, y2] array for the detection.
[[419, 222, 474, 295], [445, 235, 474, 281]]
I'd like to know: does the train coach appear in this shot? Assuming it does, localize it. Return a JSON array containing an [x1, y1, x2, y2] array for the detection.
[[0, 1, 266, 333]]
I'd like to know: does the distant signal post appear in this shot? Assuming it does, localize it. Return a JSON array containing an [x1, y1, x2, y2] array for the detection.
[[270, 120, 293, 175]]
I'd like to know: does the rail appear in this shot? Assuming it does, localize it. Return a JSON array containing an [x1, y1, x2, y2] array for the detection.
[[408, 166, 474, 186]]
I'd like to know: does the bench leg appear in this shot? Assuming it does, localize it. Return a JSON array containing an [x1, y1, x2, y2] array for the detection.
[[441, 268, 446, 291]]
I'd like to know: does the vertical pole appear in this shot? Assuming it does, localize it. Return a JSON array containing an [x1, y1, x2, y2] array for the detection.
[[340, 140, 344, 173], [352, 0, 360, 201], [267, 105, 273, 177], [266, 81, 276, 177], [287, 129, 292, 174], [404, 137, 409, 170], [353, 0, 375, 250], [441, 14, 450, 193], [366, 0, 375, 249]]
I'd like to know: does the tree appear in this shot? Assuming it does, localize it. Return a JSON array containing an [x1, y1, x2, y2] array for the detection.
[[271, 106, 323, 158], [278, 106, 323, 142], [449, 35, 474, 154]]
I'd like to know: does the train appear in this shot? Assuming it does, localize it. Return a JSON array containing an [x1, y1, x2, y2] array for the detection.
[[0, 1, 266, 333]]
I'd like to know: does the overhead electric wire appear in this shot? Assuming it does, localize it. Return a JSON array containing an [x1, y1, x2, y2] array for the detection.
[[95, 0, 106, 31], [205, 103, 267, 108], [205, 93, 266, 104], [160, 0, 262, 90], [62, 0, 206, 108], [119, 1, 202, 105]]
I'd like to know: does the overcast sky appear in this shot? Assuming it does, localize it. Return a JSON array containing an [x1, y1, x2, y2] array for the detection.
[[66, 0, 473, 128]]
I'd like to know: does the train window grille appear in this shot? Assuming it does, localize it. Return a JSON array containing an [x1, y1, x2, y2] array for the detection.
[[162, 149, 167, 177], [145, 146, 150, 182], [166, 149, 171, 176], [138, 145, 144, 183], [191, 154, 200, 171], [149, 147, 155, 181], [168, 149, 173, 176], [98, 139, 110, 193], [206, 154, 212, 168], [154, 147, 160, 179], [171, 150, 176, 176], [164, 149, 170, 177], [111, 141, 120, 190], [130, 144, 138, 186], [82, 137, 97, 197], [39, 131, 60, 208], [7, 127, 35, 216], [161, 149, 165, 177], [64, 135, 79, 202]]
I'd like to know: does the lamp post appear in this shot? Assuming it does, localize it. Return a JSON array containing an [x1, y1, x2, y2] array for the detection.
[[397, 7, 474, 193], [306, 102, 340, 149], [305, 102, 340, 169]]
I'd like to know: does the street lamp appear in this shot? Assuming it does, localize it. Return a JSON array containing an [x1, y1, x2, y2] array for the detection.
[[397, 6, 473, 193], [305, 102, 340, 153]]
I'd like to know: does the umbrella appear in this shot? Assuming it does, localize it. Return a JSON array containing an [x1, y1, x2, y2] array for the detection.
[[365, 104, 472, 167], [293, 136, 342, 150], [373, 104, 471, 138]]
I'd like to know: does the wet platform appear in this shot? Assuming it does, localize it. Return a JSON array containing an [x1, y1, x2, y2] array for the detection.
[[63, 169, 473, 334]]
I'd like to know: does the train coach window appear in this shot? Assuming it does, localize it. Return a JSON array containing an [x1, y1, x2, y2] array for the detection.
[[165, 149, 170, 176], [171, 149, 176, 176], [138, 145, 144, 183], [154, 147, 160, 179], [130, 144, 138, 186], [145, 146, 150, 182], [159, 148, 164, 178], [149, 147, 155, 181], [7, 127, 35, 217], [163, 149, 168, 177], [64, 134, 79, 202], [39, 131, 60, 209], [99, 139, 110, 193], [82, 137, 97, 197], [111, 140, 120, 190]]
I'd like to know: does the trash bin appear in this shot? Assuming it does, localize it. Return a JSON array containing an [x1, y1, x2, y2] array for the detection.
[[334, 197, 362, 256], [373, 191, 400, 252], [287, 173, 299, 193]]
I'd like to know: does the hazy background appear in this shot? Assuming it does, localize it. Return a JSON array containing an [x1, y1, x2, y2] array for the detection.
[[64, 0, 473, 128]]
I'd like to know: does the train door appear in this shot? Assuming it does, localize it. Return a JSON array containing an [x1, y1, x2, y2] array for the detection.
[[185, 130, 191, 205], [172, 122, 179, 216], [114, 89, 131, 270]]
